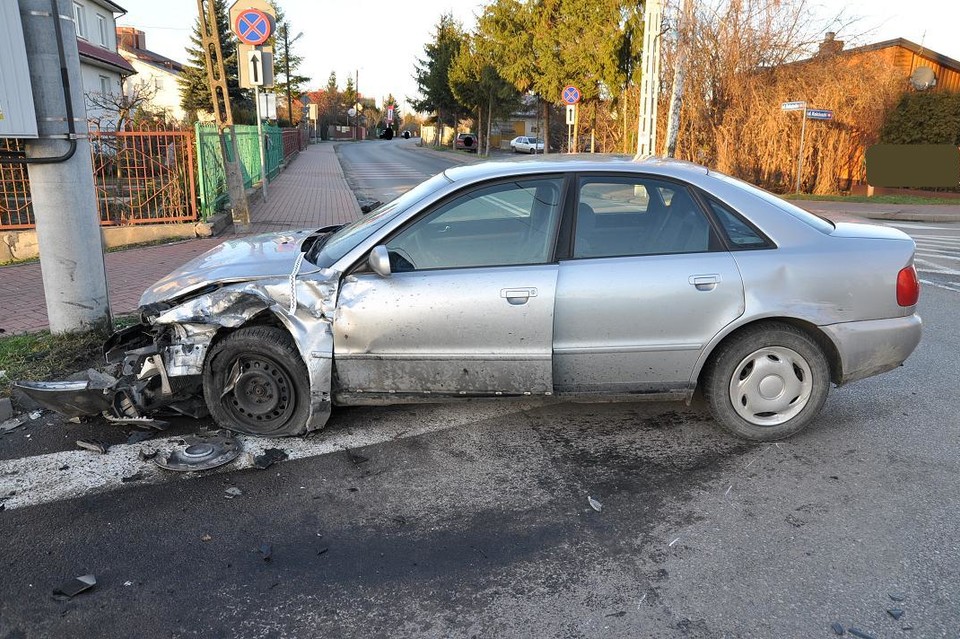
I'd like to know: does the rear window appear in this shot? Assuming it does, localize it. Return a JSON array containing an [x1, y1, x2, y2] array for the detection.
[[707, 170, 835, 233]]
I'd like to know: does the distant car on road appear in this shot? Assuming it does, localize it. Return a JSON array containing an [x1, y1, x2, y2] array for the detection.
[[510, 136, 545, 154], [18, 156, 922, 443], [454, 133, 477, 152]]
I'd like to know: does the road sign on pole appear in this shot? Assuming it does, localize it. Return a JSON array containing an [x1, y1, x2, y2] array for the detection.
[[248, 50, 264, 86], [239, 45, 273, 88], [781, 101, 806, 111], [566, 104, 576, 125], [233, 8, 272, 45], [561, 85, 581, 105]]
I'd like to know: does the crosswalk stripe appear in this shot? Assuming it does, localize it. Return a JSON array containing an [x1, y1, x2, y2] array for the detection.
[[0, 402, 536, 512], [920, 278, 960, 293]]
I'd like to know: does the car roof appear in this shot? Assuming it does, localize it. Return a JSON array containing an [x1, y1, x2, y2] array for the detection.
[[444, 155, 710, 183]]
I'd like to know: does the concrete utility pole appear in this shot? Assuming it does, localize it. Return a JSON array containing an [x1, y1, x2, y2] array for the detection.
[[197, 0, 250, 230], [637, 0, 663, 156], [20, 0, 111, 334]]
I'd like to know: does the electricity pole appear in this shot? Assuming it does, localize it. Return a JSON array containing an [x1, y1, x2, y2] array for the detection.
[[18, 0, 111, 334]]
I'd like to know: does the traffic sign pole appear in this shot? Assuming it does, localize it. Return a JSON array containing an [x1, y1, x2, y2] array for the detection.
[[796, 107, 807, 193], [255, 82, 267, 201]]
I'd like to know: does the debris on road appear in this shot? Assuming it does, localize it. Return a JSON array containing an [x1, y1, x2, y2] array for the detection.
[[830, 621, 844, 635], [668, 537, 681, 547], [0, 415, 29, 435], [0, 397, 13, 421], [76, 439, 108, 454], [138, 449, 157, 462], [847, 628, 875, 639], [105, 415, 169, 431], [346, 449, 369, 465], [605, 611, 626, 618], [887, 608, 904, 620], [121, 471, 144, 483], [51, 574, 96, 601], [889, 592, 906, 602], [253, 448, 288, 470], [200, 534, 212, 542], [258, 543, 273, 561], [153, 433, 240, 472], [316, 547, 329, 556], [126, 430, 156, 445], [588, 496, 603, 512], [224, 487, 242, 498]]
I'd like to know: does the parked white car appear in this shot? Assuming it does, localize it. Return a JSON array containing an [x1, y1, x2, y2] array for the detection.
[[510, 136, 545, 154]]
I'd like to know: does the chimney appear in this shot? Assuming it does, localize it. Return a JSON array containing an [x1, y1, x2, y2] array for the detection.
[[116, 27, 146, 51], [818, 32, 844, 56]]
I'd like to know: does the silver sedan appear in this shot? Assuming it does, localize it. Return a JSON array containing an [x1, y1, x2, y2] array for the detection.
[[18, 157, 922, 441], [510, 136, 545, 154]]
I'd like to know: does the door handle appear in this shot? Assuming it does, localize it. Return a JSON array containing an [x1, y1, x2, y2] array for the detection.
[[501, 287, 538, 305], [688, 274, 720, 291]]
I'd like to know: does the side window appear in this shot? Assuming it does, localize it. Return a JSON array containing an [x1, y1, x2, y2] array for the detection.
[[706, 197, 771, 249], [385, 178, 563, 271], [574, 177, 715, 258]]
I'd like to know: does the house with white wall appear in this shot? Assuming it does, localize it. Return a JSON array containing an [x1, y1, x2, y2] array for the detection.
[[117, 27, 186, 123], [71, 0, 136, 129]]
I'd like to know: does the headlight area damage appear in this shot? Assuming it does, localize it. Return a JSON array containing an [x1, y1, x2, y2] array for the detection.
[[15, 272, 341, 438]]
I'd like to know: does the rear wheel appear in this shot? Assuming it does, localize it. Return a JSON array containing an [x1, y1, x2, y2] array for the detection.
[[203, 326, 310, 437], [703, 323, 830, 441]]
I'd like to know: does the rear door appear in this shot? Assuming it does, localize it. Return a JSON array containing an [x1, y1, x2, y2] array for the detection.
[[553, 174, 745, 393]]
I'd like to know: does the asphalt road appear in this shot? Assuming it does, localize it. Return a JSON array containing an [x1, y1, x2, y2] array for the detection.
[[1, 147, 958, 638]]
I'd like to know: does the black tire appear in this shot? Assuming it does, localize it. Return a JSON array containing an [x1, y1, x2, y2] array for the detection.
[[203, 326, 310, 437], [703, 322, 830, 441]]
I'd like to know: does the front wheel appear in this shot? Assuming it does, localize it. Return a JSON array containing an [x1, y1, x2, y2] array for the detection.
[[703, 323, 830, 441], [203, 326, 310, 437]]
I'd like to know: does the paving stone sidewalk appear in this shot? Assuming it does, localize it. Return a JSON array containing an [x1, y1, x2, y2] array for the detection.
[[0, 143, 360, 334]]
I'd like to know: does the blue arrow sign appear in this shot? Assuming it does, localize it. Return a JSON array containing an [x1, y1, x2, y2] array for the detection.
[[806, 109, 834, 120]]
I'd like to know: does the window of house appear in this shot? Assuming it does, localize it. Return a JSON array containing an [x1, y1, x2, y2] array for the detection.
[[73, 2, 86, 39], [96, 14, 108, 47], [99, 75, 111, 95]]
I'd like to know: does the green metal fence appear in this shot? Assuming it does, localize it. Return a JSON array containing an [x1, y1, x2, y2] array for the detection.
[[195, 123, 286, 218]]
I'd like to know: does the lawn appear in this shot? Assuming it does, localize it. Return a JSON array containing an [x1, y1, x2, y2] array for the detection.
[[787, 193, 960, 205]]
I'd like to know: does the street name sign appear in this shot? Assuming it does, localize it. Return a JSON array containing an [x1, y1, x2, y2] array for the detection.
[[781, 101, 805, 111], [806, 109, 834, 120]]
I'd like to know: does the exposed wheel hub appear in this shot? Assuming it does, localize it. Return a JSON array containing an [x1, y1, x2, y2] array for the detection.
[[223, 357, 294, 427]]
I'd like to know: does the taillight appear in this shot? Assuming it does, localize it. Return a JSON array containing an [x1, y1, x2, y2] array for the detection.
[[897, 265, 920, 306]]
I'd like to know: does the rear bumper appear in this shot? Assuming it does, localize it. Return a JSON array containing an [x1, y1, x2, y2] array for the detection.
[[822, 314, 922, 385]]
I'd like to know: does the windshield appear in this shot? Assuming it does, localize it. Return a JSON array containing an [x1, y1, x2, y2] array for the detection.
[[306, 172, 452, 268]]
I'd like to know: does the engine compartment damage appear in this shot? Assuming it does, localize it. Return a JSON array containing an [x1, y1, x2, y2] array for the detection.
[[14, 265, 341, 438]]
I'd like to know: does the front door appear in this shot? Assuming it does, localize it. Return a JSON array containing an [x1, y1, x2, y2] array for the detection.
[[333, 176, 565, 398]]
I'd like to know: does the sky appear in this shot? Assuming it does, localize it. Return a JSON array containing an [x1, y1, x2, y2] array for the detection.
[[116, 0, 960, 110]]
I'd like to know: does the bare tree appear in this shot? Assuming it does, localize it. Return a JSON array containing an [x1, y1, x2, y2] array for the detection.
[[86, 79, 160, 131]]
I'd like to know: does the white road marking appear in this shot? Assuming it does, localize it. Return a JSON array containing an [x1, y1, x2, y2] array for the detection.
[[913, 258, 960, 276], [919, 278, 960, 293], [0, 401, 540, 512]]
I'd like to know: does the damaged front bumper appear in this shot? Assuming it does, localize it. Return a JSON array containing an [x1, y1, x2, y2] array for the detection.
[[15, 254, 342, 437]]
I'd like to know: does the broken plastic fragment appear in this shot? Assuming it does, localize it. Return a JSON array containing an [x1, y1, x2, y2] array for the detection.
[[224, 487, 242, 498], [201, 534, 212, 542], [847, 628, 875, 639], [153, 433, 240, 472], [889, 592, 906, 602], [105, 415, 170, 431], [138, 449, 157, 462], [126, 430, 155, 445], [52, 574, 96, 601], [76, 439, 108, 454], [259, 543, 273, 561], [887, 609, 904, 621], [588, 496, 602, 512], [121, 471, 144, 483], [830, 621, 844, 635], [253, 448, 288, 470]]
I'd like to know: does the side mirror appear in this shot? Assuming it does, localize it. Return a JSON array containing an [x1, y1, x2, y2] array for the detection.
[[368, 245, 391, 277]]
